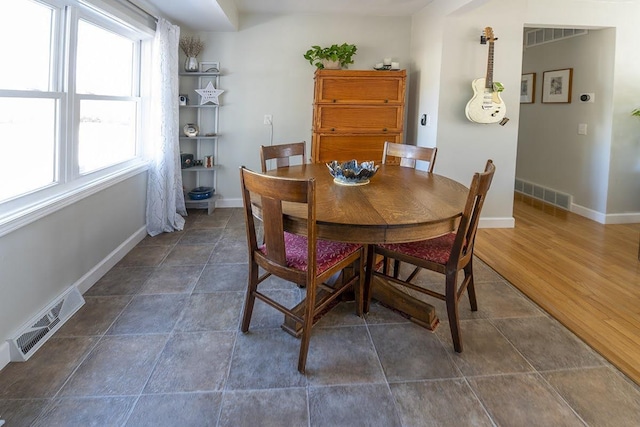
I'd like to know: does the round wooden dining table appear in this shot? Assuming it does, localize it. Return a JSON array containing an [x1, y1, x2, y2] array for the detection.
[[264, 163, 469, 244], [265, 163, 470, 330]]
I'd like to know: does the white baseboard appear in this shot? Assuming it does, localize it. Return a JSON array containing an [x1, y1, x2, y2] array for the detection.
[[76, 225, 147, 294], [0, 341, 10, 372], [479, 217, 515, 228], [571, 204, 640, 225], [571, 203, 606, 224], [216, 198, 242, 208], [604, 212, 640, 224]]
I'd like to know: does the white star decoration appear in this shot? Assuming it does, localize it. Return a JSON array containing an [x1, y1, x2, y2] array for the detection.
[[195, 81, 224, 105]]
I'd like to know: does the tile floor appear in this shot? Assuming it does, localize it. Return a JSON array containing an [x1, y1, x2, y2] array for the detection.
[[1, 208, 640, 426]]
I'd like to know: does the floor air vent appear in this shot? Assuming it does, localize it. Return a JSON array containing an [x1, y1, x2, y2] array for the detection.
[[9, 286, 84, 362], [515, 178, 572, 210]]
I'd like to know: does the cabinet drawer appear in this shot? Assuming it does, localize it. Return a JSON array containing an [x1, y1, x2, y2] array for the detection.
[[312, 134, 402, 164], [316, 78, 404, 104], [314, 70, 406, 104], [315, 106, 403, 132]]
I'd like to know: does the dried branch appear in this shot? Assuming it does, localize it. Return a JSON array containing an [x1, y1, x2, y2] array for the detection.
[[179, 36, 204, 57]]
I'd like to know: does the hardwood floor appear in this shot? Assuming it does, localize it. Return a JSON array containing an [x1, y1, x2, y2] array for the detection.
[[475, 193, 640, 385]]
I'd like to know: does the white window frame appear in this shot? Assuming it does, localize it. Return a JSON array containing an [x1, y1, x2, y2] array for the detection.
[[0, 0, 153, 237]]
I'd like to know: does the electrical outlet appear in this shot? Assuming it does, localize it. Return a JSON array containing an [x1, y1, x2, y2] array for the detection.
[[263, 114, 272, 125]]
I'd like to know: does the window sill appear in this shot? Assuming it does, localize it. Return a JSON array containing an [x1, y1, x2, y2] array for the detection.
[[0, 161, 149, 238]]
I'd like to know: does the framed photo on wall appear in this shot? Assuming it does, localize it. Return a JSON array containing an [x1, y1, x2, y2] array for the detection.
[[520, 73, 536, 104], [542, 68, 573, 103]]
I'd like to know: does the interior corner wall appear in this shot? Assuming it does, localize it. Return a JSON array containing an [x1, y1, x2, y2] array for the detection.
[[517, 29, 615, 214], [195, 13, 412, 206], [524, 0, 640, 220], [0, 173, 147, 349]]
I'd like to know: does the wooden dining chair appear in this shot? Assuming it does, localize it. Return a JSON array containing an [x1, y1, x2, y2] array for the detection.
[[260, 141, 307, 172], [365, 160, 496, 353], [382, 141, 437, 172], [381, 141, 438, 276], [239, 166, 365, 373]]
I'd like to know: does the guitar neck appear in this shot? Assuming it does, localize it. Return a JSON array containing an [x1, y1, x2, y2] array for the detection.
[[485, 41, 494, 89]]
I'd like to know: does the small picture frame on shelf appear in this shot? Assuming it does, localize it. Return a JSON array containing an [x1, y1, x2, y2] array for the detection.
[[200, 61, 220, 74], [179, 94, 188, 105]]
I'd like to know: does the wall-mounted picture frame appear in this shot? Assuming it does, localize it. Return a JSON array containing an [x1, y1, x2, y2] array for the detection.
[[542, 68, 573, 103], [520, 73, 536, 104]]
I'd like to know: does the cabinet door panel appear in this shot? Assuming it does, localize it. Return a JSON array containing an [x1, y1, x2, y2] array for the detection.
[[315, 106, 403, 132], [312, 134, 402, 164]]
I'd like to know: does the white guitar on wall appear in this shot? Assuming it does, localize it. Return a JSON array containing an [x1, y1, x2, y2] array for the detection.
[[465, 27, 506, 124]]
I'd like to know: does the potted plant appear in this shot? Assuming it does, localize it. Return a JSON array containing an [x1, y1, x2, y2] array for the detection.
[[633, 108, 640, 118], [303, 43, 357, 69], [179, 36, 205, 72]]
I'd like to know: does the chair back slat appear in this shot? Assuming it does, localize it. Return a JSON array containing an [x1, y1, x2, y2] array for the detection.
[[240, 166, 314, 269], [382, 141, 437, 172], [260, 142, 307, 173], [450, 160, 495, 267]]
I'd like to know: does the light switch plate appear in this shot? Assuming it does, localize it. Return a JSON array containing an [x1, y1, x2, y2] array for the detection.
[[578, 123, 587, 135]]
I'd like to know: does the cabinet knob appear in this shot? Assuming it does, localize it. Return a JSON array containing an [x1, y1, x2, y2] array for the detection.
[[331, 128, 335, 132], [383, 128, 388, 132], [332, 99, 337, 103], [384, 99, 389, 103]]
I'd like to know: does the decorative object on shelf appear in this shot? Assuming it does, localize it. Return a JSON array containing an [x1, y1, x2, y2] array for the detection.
[[326, 159, 379, 186], [520, 73, 536, 104], [188, 186, 214, 200], [183, 123, 199, 137], [179, 36, 204, 72], [179, 94, 188, 105], [633, 108, 640, 117], [204, 155, 214, 168], [542, 68, 573, 103], [180, 153, 194, 168], [373, 60, 400, 71], [199, 61, 219, 74], [195, 81, 224, 105], [303, 43, 357, 69]]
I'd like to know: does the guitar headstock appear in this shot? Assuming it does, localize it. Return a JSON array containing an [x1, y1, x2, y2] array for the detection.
[[484, 27, 497, 43]]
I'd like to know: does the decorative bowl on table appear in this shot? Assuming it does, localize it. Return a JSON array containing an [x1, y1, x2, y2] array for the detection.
[[326, 159, 379, 186], [188, 186, 214, 200]]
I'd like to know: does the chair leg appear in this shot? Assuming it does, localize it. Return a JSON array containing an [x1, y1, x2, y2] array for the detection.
[[355, 252, 365, 317], [393, 259, 401, 279], [241, 261, 260, 332], [445, 272, 463, 353], [298, 278, 318, 374], [464, 261, 478, 311], [363, 245, 375, 313]]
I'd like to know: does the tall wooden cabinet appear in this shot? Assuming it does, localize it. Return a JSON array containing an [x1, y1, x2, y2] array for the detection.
[[311, 69, 406, 164]]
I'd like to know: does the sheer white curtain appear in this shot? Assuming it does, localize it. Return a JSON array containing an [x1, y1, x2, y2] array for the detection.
[[146, 18, 186, 236]]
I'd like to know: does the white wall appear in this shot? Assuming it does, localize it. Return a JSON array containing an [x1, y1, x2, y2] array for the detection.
[[525, 0, 640, 220], [0, 173, 147, 354], [189, 13, 412, 206], [518, 29, 615, 214]]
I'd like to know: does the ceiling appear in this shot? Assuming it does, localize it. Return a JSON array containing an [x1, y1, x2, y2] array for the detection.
[[135, 0, 435, 31]]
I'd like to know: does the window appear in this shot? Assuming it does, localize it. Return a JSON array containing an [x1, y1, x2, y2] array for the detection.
[[0, 0, 149, 231]]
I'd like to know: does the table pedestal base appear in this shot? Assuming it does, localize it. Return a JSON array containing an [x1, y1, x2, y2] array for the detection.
[[369, 275, 440, 331]]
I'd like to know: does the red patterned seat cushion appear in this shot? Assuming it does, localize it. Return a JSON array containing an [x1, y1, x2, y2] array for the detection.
[[260, 232, 361, 275], [378, 233, 456, 265]]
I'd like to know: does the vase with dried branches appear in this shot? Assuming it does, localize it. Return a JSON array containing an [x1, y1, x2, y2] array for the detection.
[[179, 36, 205, 72]]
